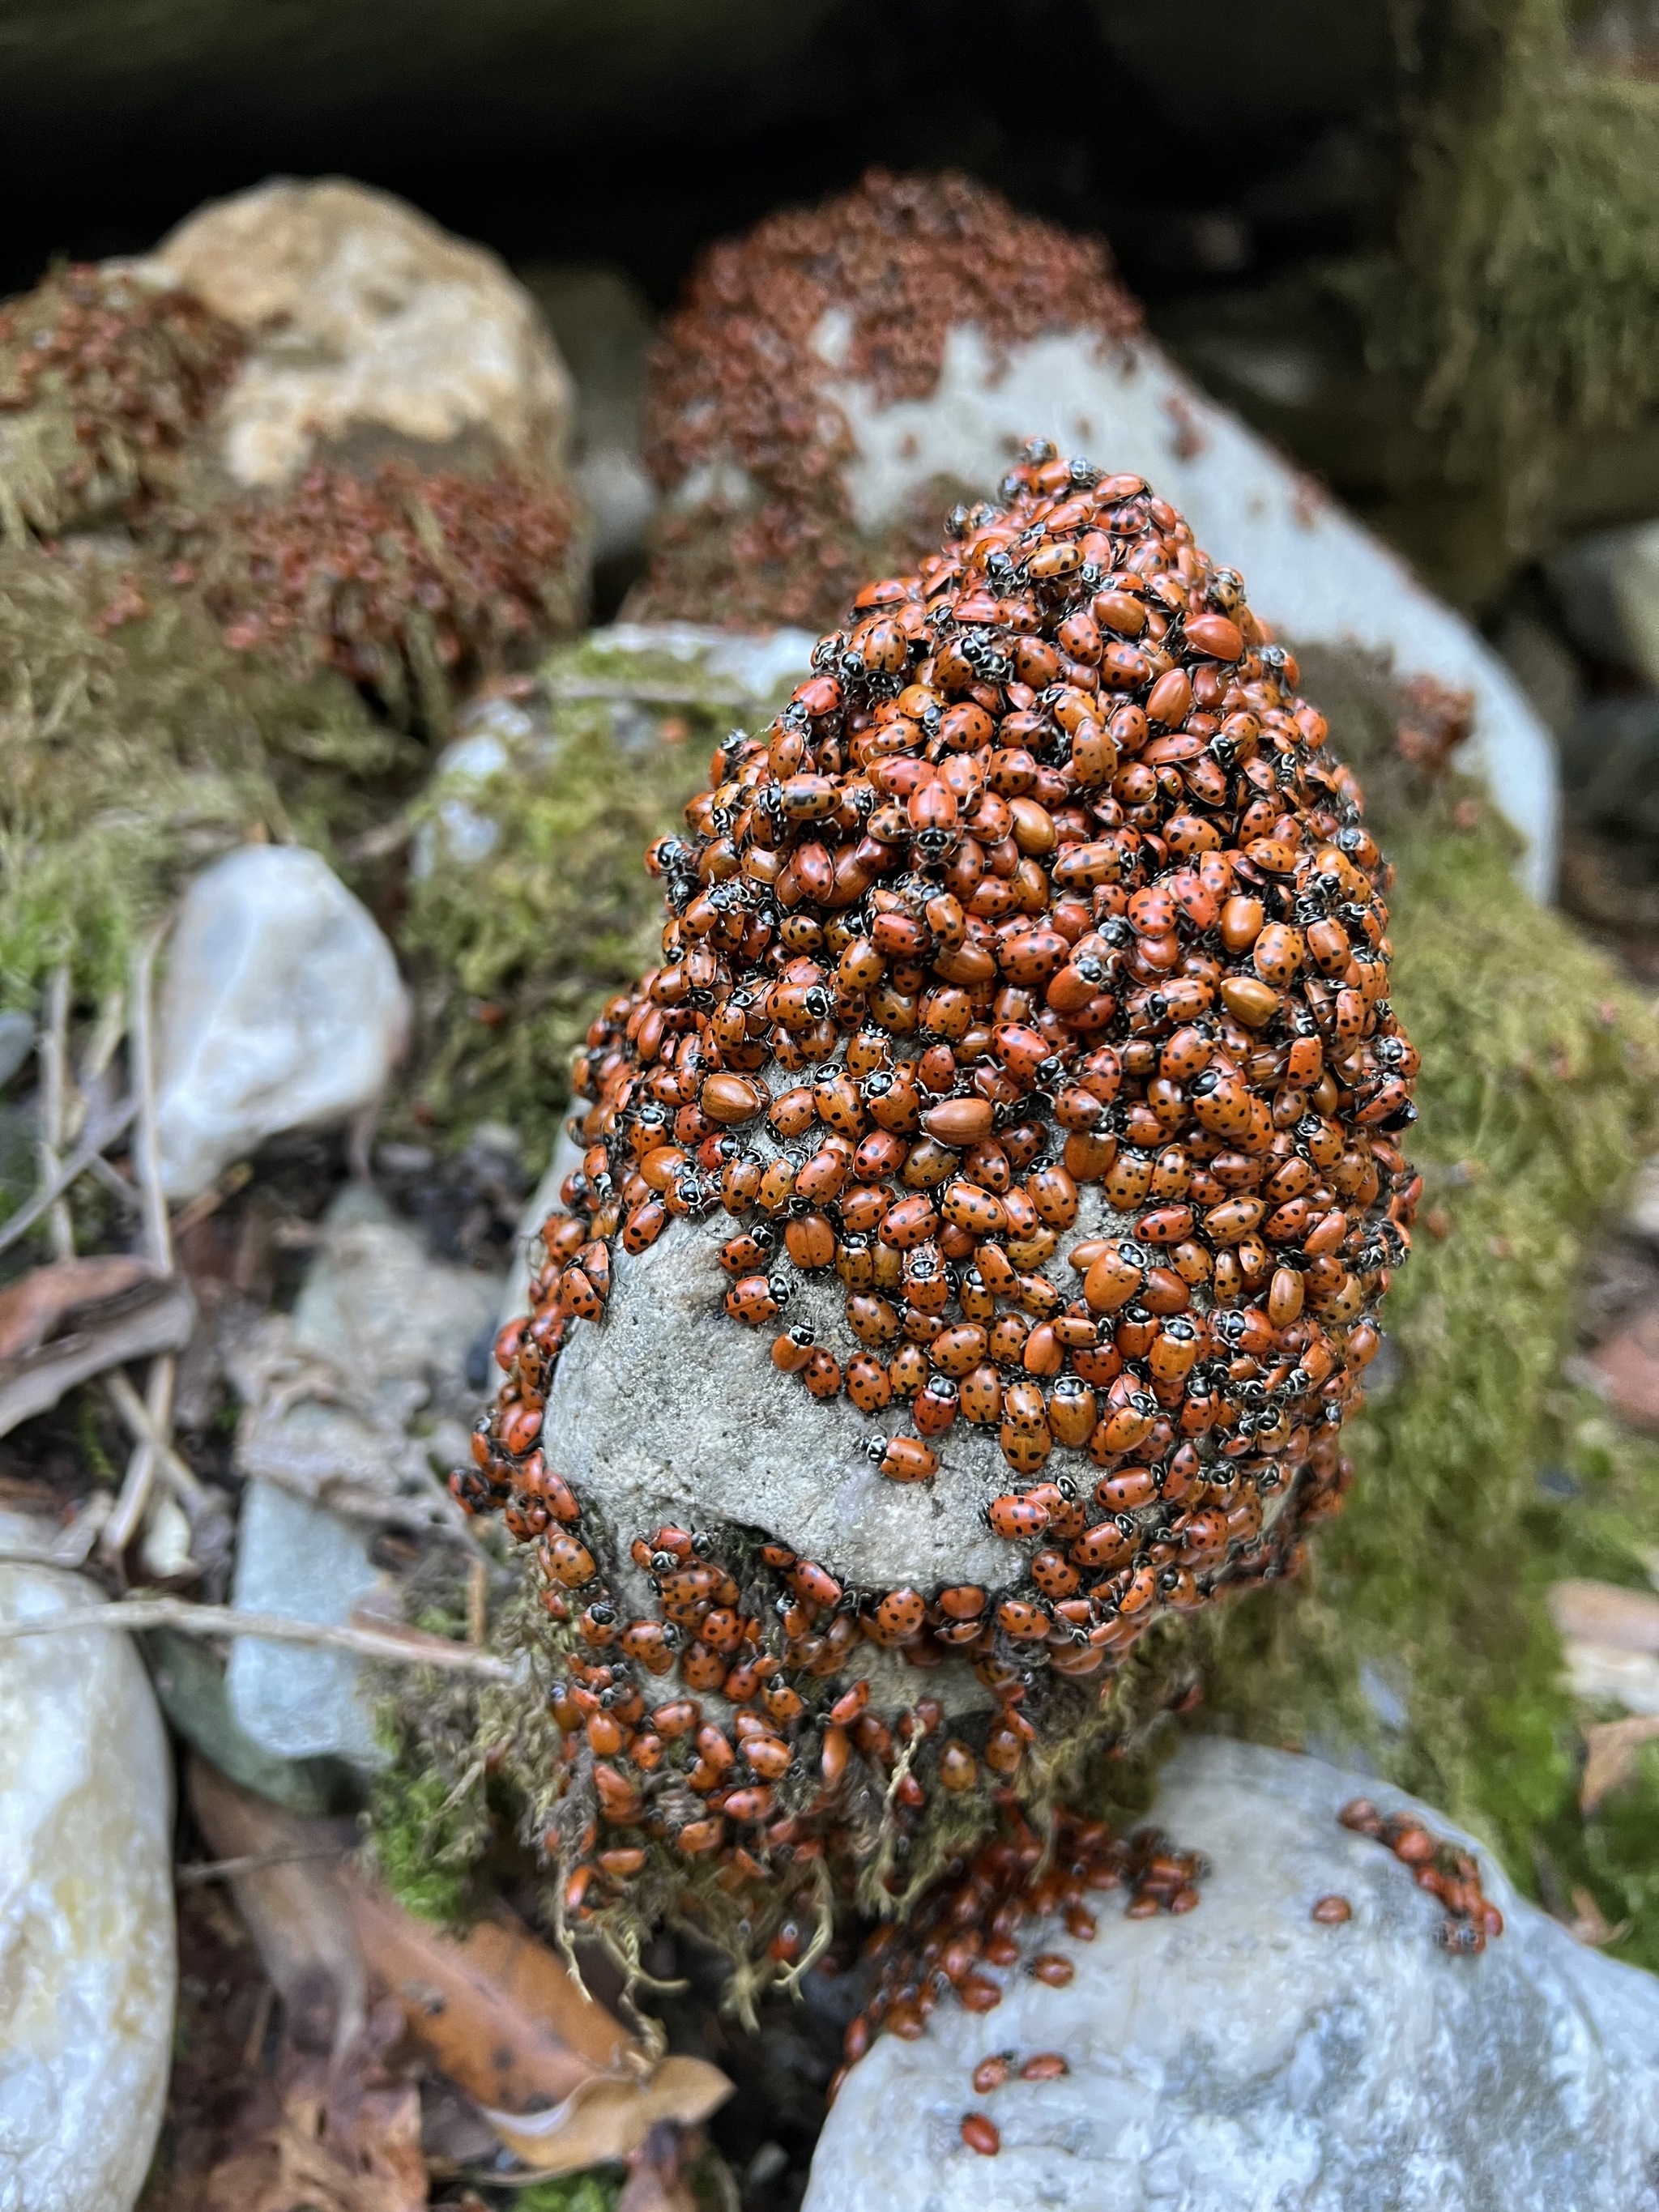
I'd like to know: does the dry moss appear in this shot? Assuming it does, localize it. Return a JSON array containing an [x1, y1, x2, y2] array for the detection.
[[0, 539, 416, 1017]]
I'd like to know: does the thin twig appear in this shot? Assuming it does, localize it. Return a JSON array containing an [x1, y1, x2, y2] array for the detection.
[[0, 1596, 517, 1677], [0, 1098, 140, 1256], [83, 1152, 142, 1209], [38, 965, 75, 1262], [242, 1456, 480, 1547], [105, 931, 175, 1564], [176, 1847, 343, 1888], [104, 1366, 207, 1509]]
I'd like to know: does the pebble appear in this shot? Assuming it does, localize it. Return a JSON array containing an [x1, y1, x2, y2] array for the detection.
[[154, 844, 409, 1200]]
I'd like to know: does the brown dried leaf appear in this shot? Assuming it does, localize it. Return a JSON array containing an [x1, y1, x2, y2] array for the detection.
[[0, 1253, 159, 1358], [204, 2005, 426, 2212], [479, 2056, 733, 2180], [341, 1870, 633, 2112], [1580, 1713, 1659, 1814], [188, 1758, 364, 2059]]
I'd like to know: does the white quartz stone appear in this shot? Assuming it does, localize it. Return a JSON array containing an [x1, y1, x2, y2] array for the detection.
[[155, 844, 410, 1200]]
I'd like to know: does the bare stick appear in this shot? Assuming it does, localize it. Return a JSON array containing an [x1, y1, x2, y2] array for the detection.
[[0, 1099, 140, 1256], [104, 931, 176, 1563], [129, 928, 173, 1276], [104, 1366, 207, 1510], [176, 1847, 343, 1888], [37, 965, 75, 1262], [0, 1596, 517, 1677]]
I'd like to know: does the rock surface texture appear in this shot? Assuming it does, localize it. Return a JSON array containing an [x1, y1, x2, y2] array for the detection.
[[805, 1739, 1659, 2212], [155, 844, 409, 1200], [151, 177, 575, 491], [0, 1518, 175, 2212], [228, 1187, 501, 1765]]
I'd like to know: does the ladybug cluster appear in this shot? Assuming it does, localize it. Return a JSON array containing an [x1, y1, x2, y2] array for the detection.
[[192, 458, 579, 724], [832, 1802, 1207, 2109], [638, 169, 1141, 630], [1337, 1798, 1505, 1954], [455, 443, 1418, 1960], [0, 262, 243, 529]]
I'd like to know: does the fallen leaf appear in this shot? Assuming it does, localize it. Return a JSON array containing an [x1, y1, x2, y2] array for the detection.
[[0, 1253, 160, 1358], [342, 1871, 633, 2108], [189, 1758, 365, 2059], [0, 1273, 193, 1435], [1589, 1307, 1659, 1433], [1547, 1578, 1659, 1654], [478, 2056, 733, 2179], [1580, 1714, 1659, 1813]]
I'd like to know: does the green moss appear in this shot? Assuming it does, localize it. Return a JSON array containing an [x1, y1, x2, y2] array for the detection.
[[1205, 738, 1659, 1962], [395, 633, 783, 1167], [367, 1732, 493, 1927], [511, 2172, 622, 2212], [1341, 0, 1659, 556], [0, 539, 417, 1017]]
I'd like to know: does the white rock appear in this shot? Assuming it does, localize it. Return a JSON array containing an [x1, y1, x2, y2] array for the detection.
[[155, 844, 410, 1200], [227, 1187, 502, 1767], [150, 177, 575, 492], [0, 1516, 175, 2212], [806, 1738, 1659, 2212], [667, 327, 1559, 897]]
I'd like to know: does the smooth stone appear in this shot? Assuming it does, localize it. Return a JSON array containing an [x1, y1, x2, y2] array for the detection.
[[525, 263, 659, 562], [805, 1738, 1659, 2212], [227, 1481, 387, 1768], [227, 1187, 502, 1767], [155, 844, 410, 1200], [150, 177, 575, 493], [0, 1011, 33, 1093], [0, 1515, 175, 2212], [1631, 1157, 1659, 1251]]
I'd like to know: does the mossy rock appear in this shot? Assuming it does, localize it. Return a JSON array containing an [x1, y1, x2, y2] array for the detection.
[[0, 539, 417, 1021], [394, 629, 806, 1168]]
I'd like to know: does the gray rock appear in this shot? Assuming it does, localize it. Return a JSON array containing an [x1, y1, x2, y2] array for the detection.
[[228, 1481, 388, 1767], [1631, 1157, 1659, 1252], [538, 1120, 1289, 1630], [226, 1187, 502, 1767], [524, 264, 659, 563], [804, 1738, 1659, 2212], [0, 1010, 33, 1093], [1546, 518, 1659, 688], [0, 1515, 176, 2212], [155, 845, 410, 1200]]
